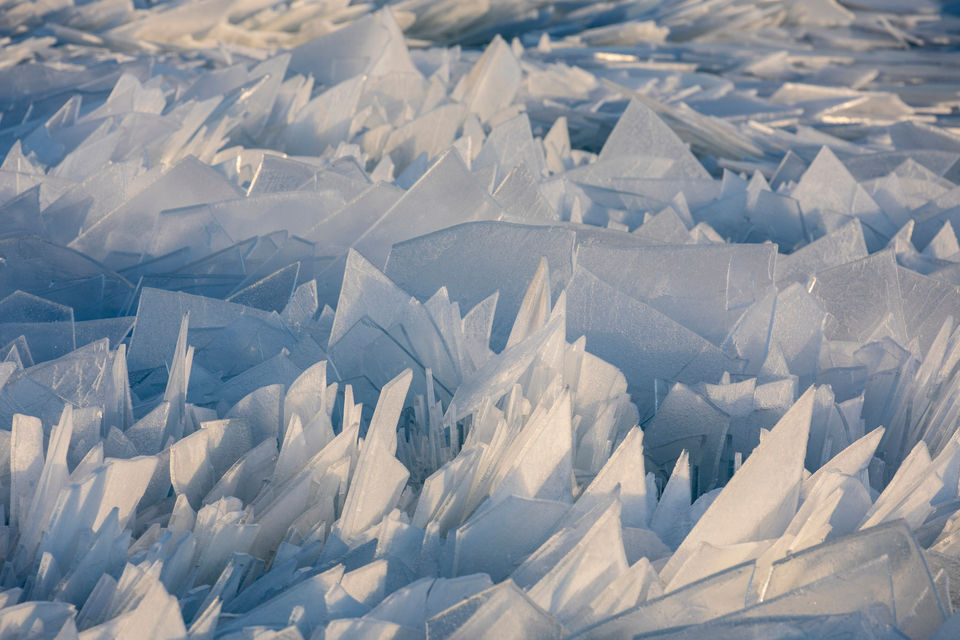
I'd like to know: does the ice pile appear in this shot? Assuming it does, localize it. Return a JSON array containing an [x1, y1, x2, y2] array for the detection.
[[3, 0, 960, 637]]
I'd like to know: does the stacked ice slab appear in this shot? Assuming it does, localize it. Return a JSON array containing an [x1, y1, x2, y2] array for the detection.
[[2, 0, 960, 637]]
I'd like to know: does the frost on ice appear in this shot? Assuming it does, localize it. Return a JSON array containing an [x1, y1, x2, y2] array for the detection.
[[2, 0, 960, 637]]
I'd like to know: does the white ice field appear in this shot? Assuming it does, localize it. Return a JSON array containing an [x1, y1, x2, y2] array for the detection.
[[2, 0, 960, 638]]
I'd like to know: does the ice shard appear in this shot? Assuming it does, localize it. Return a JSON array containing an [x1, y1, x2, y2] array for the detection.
[[2, 0, 960, 636]]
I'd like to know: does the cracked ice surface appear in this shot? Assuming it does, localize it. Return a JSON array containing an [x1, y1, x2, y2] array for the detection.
[[2, 0, 960, 638]]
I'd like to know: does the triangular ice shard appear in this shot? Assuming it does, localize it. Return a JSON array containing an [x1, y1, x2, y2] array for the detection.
[[661, 387, 815, 583], [600, 99, 710, 180]]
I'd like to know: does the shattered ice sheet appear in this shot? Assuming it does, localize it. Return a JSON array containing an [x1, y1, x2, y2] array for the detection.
[[1, 0, 960, 637]]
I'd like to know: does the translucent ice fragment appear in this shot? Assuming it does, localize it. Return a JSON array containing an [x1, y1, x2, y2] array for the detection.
[[650, 451, 692, 550], [448, 316, 562, 421], [576, 241, 776, 345], [667, 538, 775, 593], [382, 103, 467, 173], [567, 557, 662, 632], [386, 221, 575, 351], [215, 570, 333, 635], [281, 279, 319, 330], [336, 369, 412, 541], [204, 438, 278, 506], [366, 575, 493, 630], [225, 262, 300, 313], [452, 496, 569, 581], [69, 156, 241, 265], [525, 496, 628, 622], [289, 9, 420, 87], [341, 559, 389, 608], [0, 185, 42, 238], [0, 236, 134, 319], [572, 561, 756, 639], [491, 390, 574, 504], [155, 192, 349, 261], [599, 98, 709, 181], [767, 283, 826, 385], [809, 250, 907, 344], [474, 114, 546, 187], [803, 425, 883, 498], [227, 383, 284, 445], [721, 290, 775, 376], [661, 387, 814, 584], [352, 150, 503, 269], [19, 405, 74, 559], [494, 164, 558, 223], [283, 360, 332, 439], [451, 36, 522, 124], [170, 429, 216, 509], [74, 317, 135, 350], [127, 287, 284, 371], [785, 471, 872, 554], [328, 249, 413, 350], [325, 618, 415, 639], [282, 75, 365, 156], [543, 117, 571, 175], [775, 220, 868, 287], [736, 555, 895, 623], [0, 602, 76, 639], [897, 268, 960, 355], [505, 257, 552, 349], [763, 521, 946, 639], [514, 495, 622, 592], [643, 383, 730, 494], [577, 427, 649, 528], [426, 580, 562, 640], [890, 121, 960, 154], [790, 146, 892, 248], [564, 266, 736, 417], [631, 207, 690, 245], [10, 413, 43, 529]]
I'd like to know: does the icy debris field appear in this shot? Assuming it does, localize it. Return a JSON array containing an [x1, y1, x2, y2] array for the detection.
[[4, 0, 960, 639]]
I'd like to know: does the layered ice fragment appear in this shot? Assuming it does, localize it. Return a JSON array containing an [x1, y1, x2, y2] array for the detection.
[[1, 0, 960, 637]]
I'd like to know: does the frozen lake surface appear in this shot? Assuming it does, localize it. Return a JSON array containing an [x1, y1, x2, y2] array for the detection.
[[1, 0, 960, 637]]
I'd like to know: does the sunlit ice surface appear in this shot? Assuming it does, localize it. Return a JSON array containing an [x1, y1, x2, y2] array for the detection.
[[1, 0, 960, 638]]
